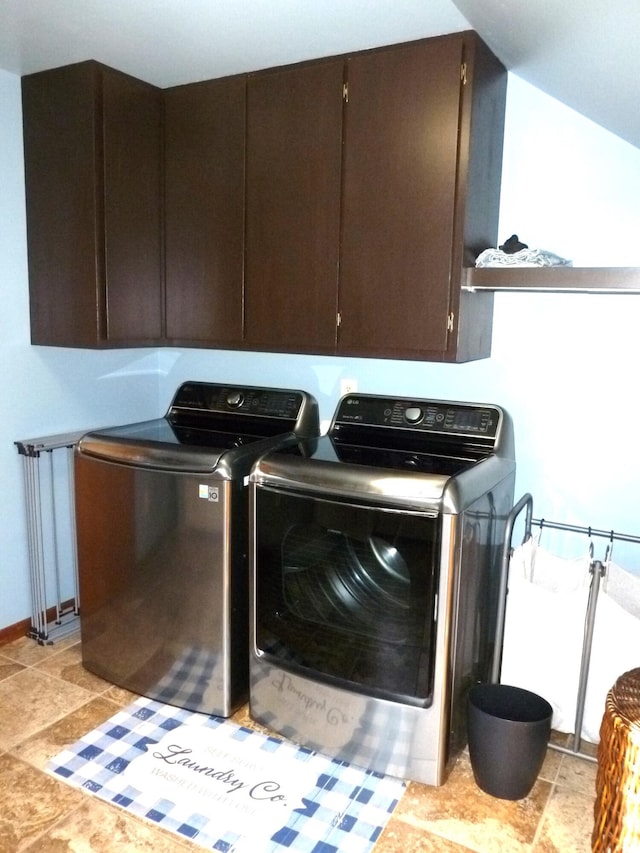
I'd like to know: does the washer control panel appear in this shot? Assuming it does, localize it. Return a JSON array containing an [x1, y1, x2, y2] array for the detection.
[[167, 382, 319, 435]]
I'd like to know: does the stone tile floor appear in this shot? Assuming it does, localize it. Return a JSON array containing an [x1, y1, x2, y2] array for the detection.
[[0, 632, 597, 851]]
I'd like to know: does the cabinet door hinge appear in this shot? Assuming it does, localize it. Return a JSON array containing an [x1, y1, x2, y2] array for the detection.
[[337, 312, 342, 327], [342, 82, 349, 103], [460, 62, 467, 85], [447, 312, 455, 332]]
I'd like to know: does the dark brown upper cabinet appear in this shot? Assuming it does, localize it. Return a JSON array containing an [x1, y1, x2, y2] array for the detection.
[[338, 33, 506, 361], [21, 32, 506, 361], [22, 61, 163, 348], [243, 33, 506, 362], [164, 76, 246, 346], [244, 59, 344, 353]]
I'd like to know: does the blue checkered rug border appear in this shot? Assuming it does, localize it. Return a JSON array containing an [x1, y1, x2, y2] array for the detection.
[[46, 696, 406, 852]]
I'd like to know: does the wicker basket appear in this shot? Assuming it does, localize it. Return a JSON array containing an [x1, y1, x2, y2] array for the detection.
[[593, 667, 640, 852]]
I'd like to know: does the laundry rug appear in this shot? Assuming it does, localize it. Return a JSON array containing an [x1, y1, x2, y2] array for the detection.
[[46, 696, 406, 852]]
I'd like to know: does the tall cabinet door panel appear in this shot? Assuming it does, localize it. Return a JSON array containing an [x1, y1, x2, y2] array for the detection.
[[245, 60, 344, 353], [22, 62, 163, 347], [338, 38, 463, 359], [103, 71, 163, 342], [23, 63, 100, 347], [164, 77, 246, 345]]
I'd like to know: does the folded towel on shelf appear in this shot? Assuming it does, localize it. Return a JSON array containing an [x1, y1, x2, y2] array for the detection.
[[476, 247, 572, 268]]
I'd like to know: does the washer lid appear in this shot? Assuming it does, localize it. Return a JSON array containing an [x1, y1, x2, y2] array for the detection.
[[76, 419, 304, 475], [75, 383, 320, 475]]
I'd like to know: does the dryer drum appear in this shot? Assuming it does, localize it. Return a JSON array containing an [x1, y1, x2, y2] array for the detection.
[[282, 523, 411, 642]]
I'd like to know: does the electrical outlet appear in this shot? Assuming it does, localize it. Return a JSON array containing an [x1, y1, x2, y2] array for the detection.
[[340, 378, 358, 396]]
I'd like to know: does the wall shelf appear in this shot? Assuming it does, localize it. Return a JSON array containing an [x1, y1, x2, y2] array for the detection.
[[463, 266, 640, 293]]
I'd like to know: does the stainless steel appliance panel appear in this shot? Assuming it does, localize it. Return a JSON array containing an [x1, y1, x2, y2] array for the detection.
[[76, 454, 245, 715], [250, 510, 459, 782]]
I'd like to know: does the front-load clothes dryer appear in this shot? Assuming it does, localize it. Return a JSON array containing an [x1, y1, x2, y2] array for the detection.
[[75, 381, 318, 717], [249, 393, 515, 784]]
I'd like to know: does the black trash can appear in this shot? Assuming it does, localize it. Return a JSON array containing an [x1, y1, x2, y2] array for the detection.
[[467, 683, 553, 800]]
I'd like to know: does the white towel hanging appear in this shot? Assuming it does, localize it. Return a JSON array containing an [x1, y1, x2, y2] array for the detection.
[[501, 535, 591, 735]]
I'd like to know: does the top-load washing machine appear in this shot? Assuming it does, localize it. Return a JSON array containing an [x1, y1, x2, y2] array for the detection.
[[249, 393, 515, 784], [75, 381, 319, 717]]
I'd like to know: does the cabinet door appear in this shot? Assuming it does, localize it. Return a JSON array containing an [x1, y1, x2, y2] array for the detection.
[[164, 77, 245, 345], [22, 62, 163, 347], [245, 60, 343, 353], [338, 38, 463, 359], [103, 70, 163, 343], [23, 63, 102, 347]]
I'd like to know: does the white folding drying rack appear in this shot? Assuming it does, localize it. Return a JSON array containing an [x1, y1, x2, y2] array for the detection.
[[494, 492, 640, 762], [15, 430, 87, 643]]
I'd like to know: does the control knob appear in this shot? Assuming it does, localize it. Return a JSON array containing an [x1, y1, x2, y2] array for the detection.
[[404, 406, 423, 424], [226, 390, 244, 408]]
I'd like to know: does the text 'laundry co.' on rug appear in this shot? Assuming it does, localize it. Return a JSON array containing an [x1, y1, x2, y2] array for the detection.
[[46, 696, 406, 852]]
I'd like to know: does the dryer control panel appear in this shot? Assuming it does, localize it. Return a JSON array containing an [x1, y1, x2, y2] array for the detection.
[[333, 394, 501, 440]]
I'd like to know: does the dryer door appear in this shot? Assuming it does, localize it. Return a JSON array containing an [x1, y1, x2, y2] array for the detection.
[[253, 485, 442, 706]]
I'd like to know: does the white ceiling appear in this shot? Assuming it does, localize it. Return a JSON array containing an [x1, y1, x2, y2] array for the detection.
[[1, 0, 638, 149]]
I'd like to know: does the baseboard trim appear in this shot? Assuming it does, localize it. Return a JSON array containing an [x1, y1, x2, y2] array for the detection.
[[0, 600, 78, 647], [0, 616, 32, 646]]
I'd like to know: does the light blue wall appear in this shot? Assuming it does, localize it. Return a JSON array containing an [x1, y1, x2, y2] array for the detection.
[[0, 69, 164, 628], [2, 69, 640, 632]]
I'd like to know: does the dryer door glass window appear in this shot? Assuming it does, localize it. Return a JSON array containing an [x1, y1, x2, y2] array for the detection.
[[254, 486, 442, 706]]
